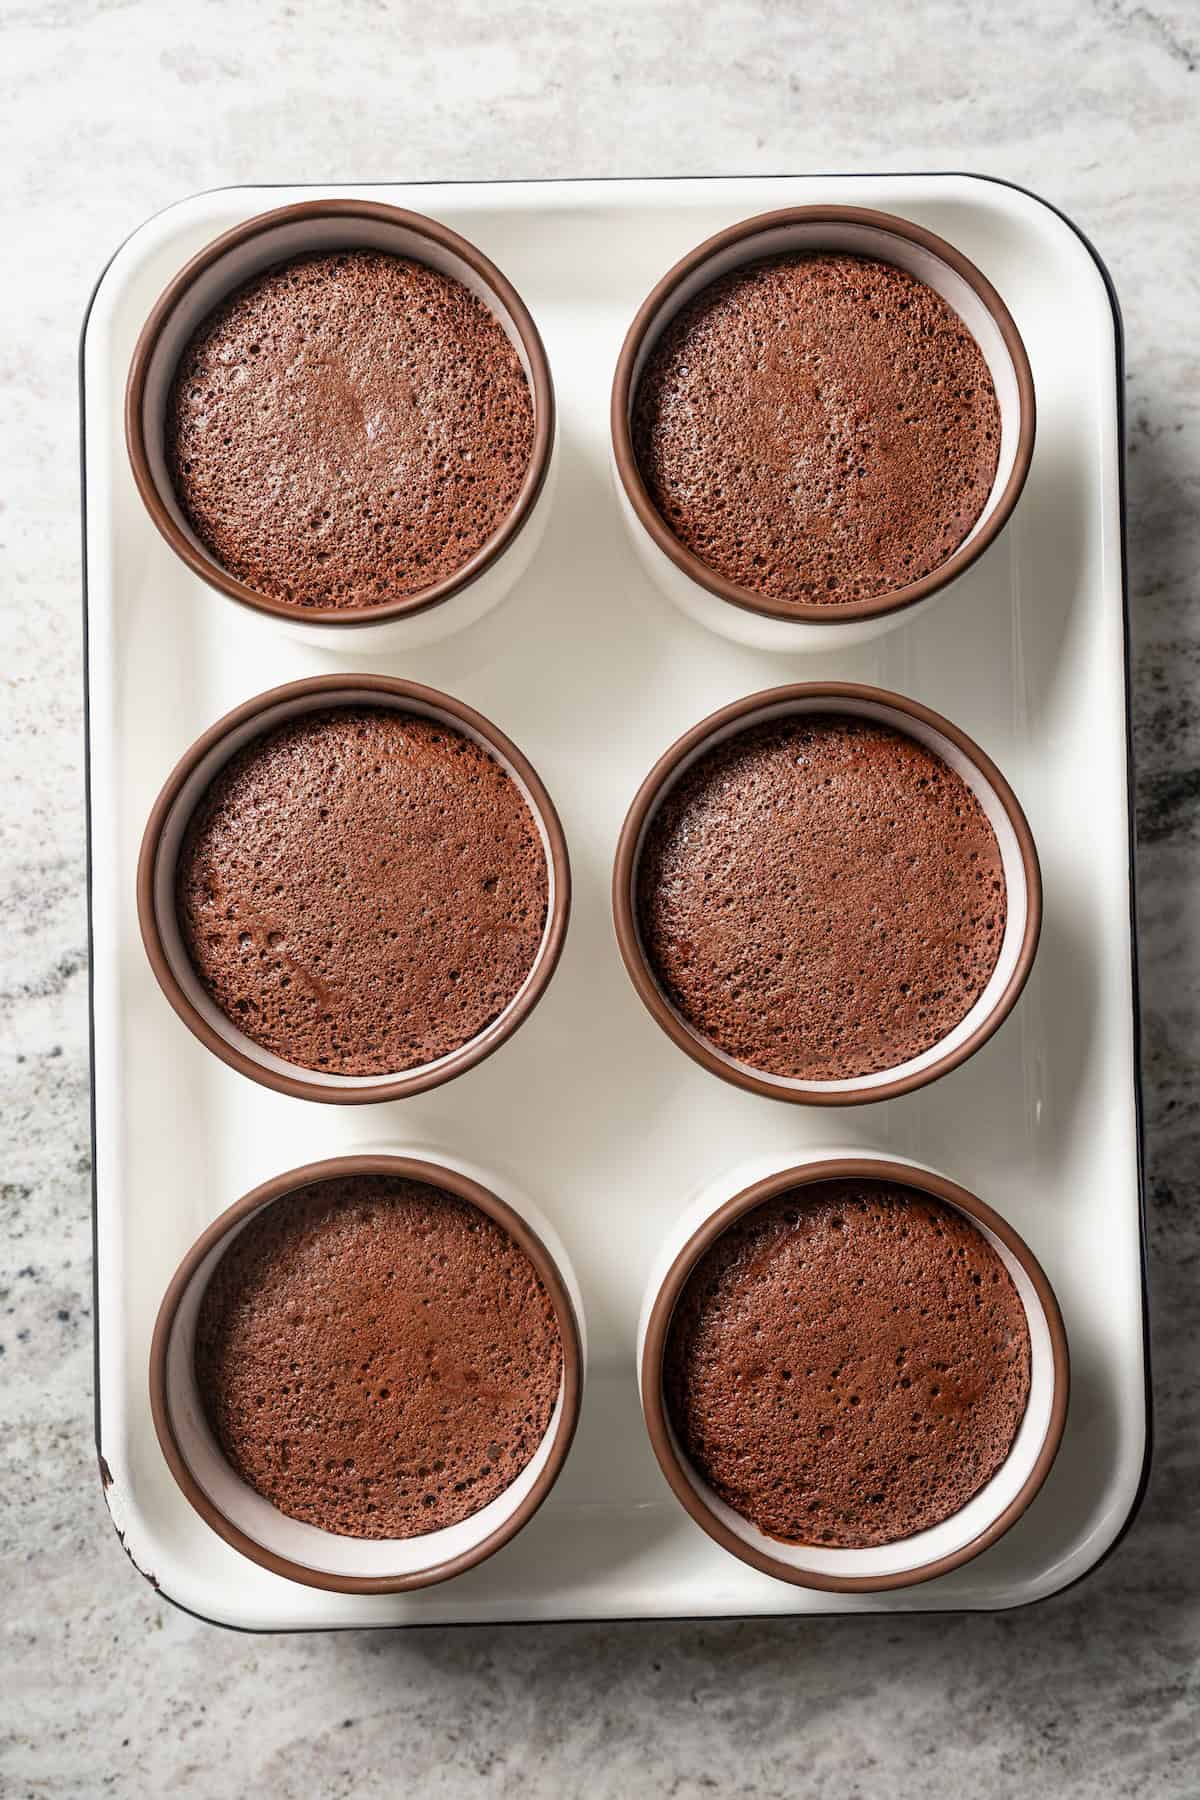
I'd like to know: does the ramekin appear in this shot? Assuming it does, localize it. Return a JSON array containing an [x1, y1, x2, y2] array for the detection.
[[638, 1151, 1068, 1593], [150, 1152, 585, 1593], [137, 674, 571, 1104], [611, 205, 1035, 652], [126, 199, 556, 653], [612, 682, 1041, 1106]]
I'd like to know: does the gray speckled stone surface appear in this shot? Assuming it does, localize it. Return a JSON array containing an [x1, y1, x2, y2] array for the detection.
[[2, 2, 1198, 1793]]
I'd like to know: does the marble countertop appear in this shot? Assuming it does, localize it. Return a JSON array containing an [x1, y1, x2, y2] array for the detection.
[[2, 1, 1197, 1793]]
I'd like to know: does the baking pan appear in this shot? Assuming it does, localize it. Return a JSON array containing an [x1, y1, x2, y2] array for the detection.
[[81, 174, 1146, 1627]]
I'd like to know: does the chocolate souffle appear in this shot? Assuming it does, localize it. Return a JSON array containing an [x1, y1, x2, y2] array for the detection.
[[195, 1174, 563, 1538], [176, 706, 548, 1075], [632, 251, 1000, 604], [663, 1179, 1031, 1548], [636, 713, 1006, 1081], [166, 250, 534, 609]]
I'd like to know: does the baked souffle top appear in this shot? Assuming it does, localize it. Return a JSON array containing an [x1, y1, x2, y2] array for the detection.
[[636, 713, 1006, 1082], [632, 251, 1000, 605], [166, 249, 534, 609], [176, 705, 548, 1076], [195, 1173, 563, 1539], [663, 1178, 1031, 1548]]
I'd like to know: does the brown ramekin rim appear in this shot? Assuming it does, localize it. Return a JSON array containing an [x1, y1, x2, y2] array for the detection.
[[124, 198, 556, 628], [136, 673, 572, 1104], [611, 681, 1042, 1107], [149, 1153, 584, 1594], [611, 204, 1037, 625], [641, 1156, 1069, 1593]]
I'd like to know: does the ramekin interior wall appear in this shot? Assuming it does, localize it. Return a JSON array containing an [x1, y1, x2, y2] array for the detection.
[[624, 217, 1022, 551], [164, 1197, 566, 1580], [153, 688, 560, 1090], [138, 212, 537, 568], [658, 1197, 1056, 1581], [628, 694, 1029, 1095]]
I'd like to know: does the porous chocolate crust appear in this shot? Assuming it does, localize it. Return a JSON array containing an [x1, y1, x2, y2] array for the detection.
[[632, 251, 999, 605], [194, 1174, 563, 1540], [176, 706, 548, 1075], [663, 1179, 1031, 1548], [636, 713, 1006, 1081], [166, 250, 534, 609]]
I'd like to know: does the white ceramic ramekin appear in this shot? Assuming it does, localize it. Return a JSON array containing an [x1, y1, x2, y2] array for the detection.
[[638, 1151, 1068, 1592], [150, 1151, 585, 1593], [137, 674, 571, 1105], [612, 682, 1041, 1107], [126, 198, 556, 653], [611, 205, 1035, 653]]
